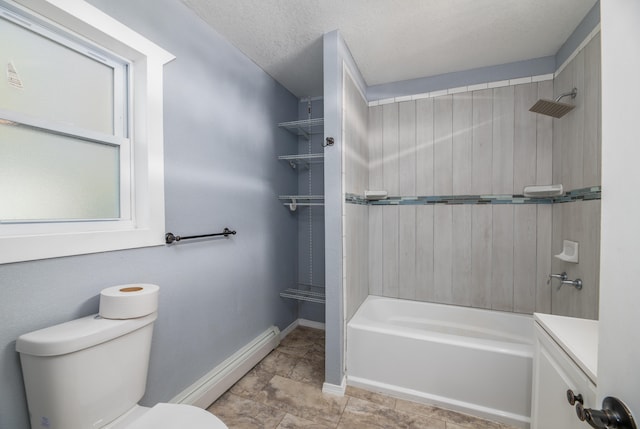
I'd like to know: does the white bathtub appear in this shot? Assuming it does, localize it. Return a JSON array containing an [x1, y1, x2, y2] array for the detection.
[[347, 296, 533, 428]]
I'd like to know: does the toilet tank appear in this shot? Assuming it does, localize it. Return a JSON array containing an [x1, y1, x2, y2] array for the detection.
[[16, 312, 157, 429]]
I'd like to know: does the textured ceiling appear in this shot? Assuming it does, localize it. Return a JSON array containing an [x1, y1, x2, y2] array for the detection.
[[182, 0, 597, 98]]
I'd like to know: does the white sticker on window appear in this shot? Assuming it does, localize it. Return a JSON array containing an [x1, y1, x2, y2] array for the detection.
[[7, 61, 23, 88]]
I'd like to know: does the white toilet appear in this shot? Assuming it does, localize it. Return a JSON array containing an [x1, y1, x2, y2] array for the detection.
[[16, 292, 228, 429]]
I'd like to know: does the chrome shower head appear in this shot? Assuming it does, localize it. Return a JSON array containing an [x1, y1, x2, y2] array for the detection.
[[529, 88, 578, 118]]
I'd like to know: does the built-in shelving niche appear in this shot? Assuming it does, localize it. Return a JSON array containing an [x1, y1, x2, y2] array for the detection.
[[277, 115, 325, 304]]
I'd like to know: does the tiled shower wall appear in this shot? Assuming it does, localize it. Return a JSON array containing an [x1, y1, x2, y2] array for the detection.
[[342, 34, 601, 318], [367, 81, 555, 313], [551, 34, 601, 319], [343, 71, 370, 321], [357, 33, 601, 317]]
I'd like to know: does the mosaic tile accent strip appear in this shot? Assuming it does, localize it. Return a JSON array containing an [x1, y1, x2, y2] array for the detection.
[[345, 186, 601, 206]]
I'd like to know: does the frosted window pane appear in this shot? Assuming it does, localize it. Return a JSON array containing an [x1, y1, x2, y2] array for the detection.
[[0, 123, 120, 221], [0, 17, 114, 134]]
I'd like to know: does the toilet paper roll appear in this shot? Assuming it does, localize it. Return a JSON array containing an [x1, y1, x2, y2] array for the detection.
[[99, 284, 159, 319]]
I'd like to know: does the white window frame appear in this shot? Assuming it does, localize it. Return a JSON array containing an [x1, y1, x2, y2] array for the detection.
[[0, 0, 175, 264]]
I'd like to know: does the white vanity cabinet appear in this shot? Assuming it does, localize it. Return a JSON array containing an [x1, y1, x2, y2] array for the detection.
[[531, 314, 599, 429]]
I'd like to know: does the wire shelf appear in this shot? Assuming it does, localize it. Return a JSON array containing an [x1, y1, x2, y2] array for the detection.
[[278, 153, 324, 169], [277, 118, 324, 140], [279, 287, 326, 304]]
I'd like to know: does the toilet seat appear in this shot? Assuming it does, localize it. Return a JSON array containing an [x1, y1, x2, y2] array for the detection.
[[120, 403, 228, 429]]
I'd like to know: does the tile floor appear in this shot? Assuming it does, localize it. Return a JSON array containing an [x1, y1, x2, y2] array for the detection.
[[207, 326, 518, 429]]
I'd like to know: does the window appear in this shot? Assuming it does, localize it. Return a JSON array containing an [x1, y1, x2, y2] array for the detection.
[[0, 0, 174, 263]]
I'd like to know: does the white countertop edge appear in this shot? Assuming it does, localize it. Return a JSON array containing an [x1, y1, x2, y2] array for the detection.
[[534, 312, 599, 384]]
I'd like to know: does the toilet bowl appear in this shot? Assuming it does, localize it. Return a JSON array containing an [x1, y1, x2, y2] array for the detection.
[[16, 285, 229, 429], [105, 404, 227, 429]]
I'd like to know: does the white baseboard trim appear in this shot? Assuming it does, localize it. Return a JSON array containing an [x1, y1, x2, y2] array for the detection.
[[322, 376, 346, 397], [170, 326, 280, 409], [279, 319, 299, 340], [298, 318, 325, 330], [280, 318, 325, 341]]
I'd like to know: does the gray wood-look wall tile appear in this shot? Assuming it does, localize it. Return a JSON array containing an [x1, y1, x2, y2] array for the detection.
[[536, 80, 553, 186], [344, 73, 370, 321], [492, 205, 514, 311], [382, 206, 399, 297], [513, 205, 537, 313], [452, 93, 473, 194], [492, 86, 514, 194], [368, 106, 383, 190], [415, 206, 435, 302], [399, 206, 417, 299], [346, 204, 369, 321], [551, 199, 600, 320], [472, 89, 493, 194], [433, 205, 453, 304], [471, 205, 492, 308], [549, 35, 601, 319], [550, 203, 563, 313], [595, 35, 602, 183], [369, 205, 383, 296], [570, 50, 586, 190], [584, 34, 601, 187], [434, 95, 453, 195], [554, 60, 572, 187], [579, 200, 600, 320], [383, 103, 399, 195], [452, 205, 472, 306], [514, 83, 538, 193], [554, 201, 578, 317], [399, 101, 417, 196], [536, 205, 552, 313], [416, 98, 434, 196], [344, 72, 369, 194], [361, 35, 600, 317]]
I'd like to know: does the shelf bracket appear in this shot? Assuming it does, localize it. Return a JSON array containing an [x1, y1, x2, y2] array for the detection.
[[288, 198, 297, 212]]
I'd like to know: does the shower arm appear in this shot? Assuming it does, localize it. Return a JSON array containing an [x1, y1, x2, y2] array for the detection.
[[555, 88, 578, 102]]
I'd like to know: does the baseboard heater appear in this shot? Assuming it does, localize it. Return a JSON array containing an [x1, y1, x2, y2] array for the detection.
[[170, 326, 280, 408]]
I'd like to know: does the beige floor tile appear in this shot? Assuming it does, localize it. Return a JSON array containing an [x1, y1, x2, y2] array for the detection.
[[303, 341, 326, 362], [289, 356, 325, 387], [283, 327, 324, 346], [207, 391, 286, 429], [207, 327, 509, 429], [337, 397, 446, 429], [256, 375, 348, 425], [345, 386, 397, 409], [229, 367, 275, 399], [395, 399, 502, 429], [277, 340, 315, 358], [446, 424, 520, 429], [255, 350, 299, 377], [276, 413, 334, 429]]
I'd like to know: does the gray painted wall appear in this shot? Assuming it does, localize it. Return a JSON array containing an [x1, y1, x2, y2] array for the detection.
[[555, 1, 600, 69], [0, 1, 299, 428], [367, 56, 556, 101], [323, 30, 368, 387]]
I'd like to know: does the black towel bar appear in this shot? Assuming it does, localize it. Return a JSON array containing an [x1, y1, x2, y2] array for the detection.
[[165, 228, 236, 244]]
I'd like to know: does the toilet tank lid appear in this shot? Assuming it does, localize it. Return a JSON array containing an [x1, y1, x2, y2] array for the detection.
[[16, 312, 157, 357]]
